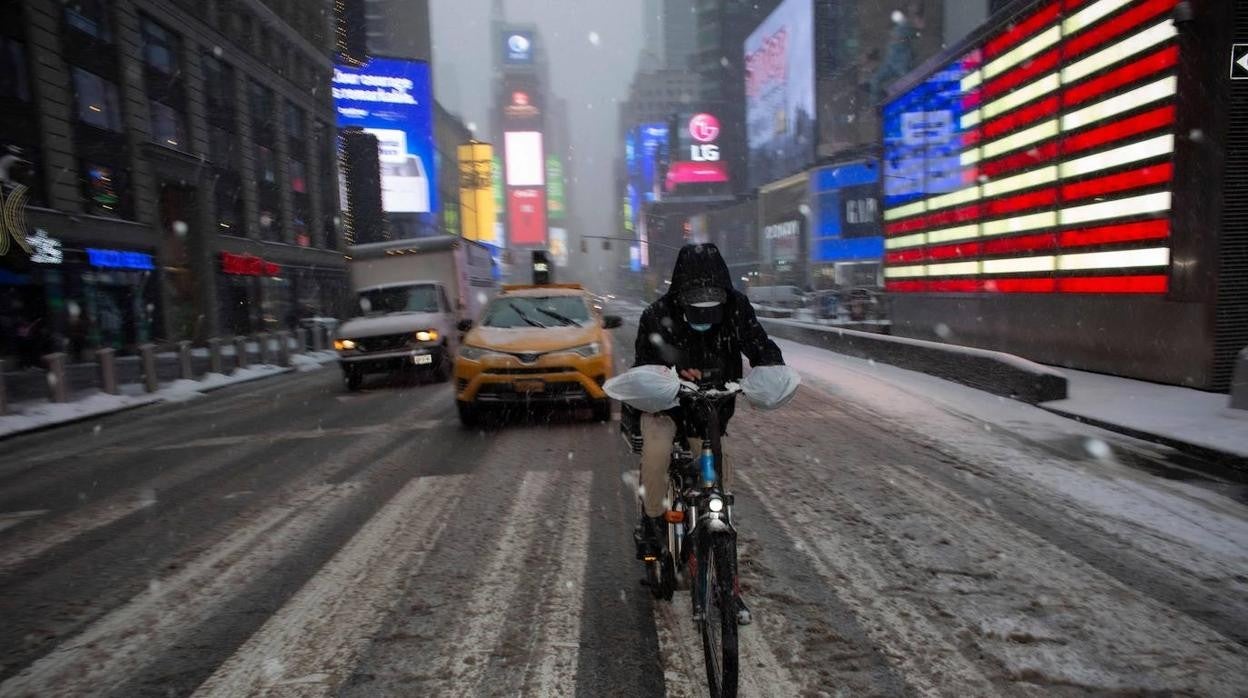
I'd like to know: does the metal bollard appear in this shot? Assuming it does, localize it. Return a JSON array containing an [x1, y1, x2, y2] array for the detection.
[[97, 348, 118, 395], [312, 325, 326, 352], [208, 338, 224, 375], [178, 341, 194, 380], [258, 332, 272, 365], [43, 353, 68, 403], [234, 336, 249, 370], [295, 328, 309, 353], [139, 344, 158, 393], [0, 366, 8, 414], [277, 331, 292, 367]]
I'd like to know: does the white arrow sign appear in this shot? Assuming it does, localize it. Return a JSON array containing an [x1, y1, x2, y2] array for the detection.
[[1233, 44, 1248, 80]]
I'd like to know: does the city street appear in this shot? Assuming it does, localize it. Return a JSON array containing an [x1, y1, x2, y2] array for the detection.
[[0, 320, 1244, 697]]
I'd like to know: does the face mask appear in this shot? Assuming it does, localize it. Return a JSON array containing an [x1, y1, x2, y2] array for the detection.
[[689, 322, 713, 332]]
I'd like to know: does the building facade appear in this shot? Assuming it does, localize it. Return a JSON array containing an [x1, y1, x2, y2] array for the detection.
[[0, 0, 346, 366]]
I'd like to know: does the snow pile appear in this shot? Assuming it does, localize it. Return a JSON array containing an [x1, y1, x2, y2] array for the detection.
[[0, 392, 160, 438], [290, 351, 338, 373]]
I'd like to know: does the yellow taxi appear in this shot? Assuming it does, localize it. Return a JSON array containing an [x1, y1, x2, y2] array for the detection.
[[453, 283, 623, 426]]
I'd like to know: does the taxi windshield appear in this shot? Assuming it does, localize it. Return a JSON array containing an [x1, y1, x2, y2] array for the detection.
[[482, 296, 590, 328]]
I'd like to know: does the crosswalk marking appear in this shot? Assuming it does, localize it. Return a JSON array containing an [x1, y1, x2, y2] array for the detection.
[[0, 483, 349, 696], [193, 474, 469, 697]]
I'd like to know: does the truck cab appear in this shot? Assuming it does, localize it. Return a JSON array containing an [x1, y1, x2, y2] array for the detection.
[[334, 281, 457, 390]]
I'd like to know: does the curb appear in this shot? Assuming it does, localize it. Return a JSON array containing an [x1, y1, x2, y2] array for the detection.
[[0, 365, 303, 442], [1041, 405, 1248, 477]]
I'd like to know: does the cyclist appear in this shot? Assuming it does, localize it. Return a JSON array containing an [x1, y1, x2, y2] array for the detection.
[[630, 243, 786, 622]]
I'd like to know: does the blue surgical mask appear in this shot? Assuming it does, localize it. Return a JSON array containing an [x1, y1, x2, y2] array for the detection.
[[689, 322, 713, 332]]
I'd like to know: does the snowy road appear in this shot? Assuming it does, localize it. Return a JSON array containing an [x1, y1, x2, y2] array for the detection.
[[0, 319, 1244, 697]]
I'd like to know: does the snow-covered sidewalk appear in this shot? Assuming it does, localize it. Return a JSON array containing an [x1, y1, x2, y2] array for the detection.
[[1042, 368, 1248, 460], [0, 351, 338, 439]]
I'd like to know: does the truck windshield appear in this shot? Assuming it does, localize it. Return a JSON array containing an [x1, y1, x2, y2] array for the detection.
[[482, 296, 590, 328], [356, 285, 440, 316]]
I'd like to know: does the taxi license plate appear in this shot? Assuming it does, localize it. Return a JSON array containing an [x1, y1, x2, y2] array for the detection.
[[412, 354, 434, 365], [513, 380, 545, 393]]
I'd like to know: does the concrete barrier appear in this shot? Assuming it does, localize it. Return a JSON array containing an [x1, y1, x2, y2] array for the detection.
[[97, 348, 118, 395], [761, 317, 1068, 404], [0, 369, 7, 414], [296, 328, 309, 352], [257, 333, 272, 365]]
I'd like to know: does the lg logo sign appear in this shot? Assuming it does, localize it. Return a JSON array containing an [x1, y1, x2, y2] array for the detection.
[[688, 113, 721, 163]]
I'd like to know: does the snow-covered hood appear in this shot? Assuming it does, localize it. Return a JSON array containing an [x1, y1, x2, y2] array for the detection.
[[465, 324, 601, 353], [337, 312, 446, 339]]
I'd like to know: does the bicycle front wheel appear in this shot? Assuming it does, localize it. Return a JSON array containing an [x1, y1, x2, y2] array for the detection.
[[698, 532, 738, 697]]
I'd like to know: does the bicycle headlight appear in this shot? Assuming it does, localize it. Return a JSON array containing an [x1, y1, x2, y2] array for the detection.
[[458, 345, 494, 361], [414, 329, 439, 343], [708, 496, 725, 513], [567, 342, 601, 358], [334, 339, 356, 351]]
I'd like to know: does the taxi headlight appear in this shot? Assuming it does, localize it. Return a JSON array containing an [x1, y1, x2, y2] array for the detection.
[[414, 329, 439, 343], [458, 345, 494, 361], [568, 342, 601, 358], [334, 339, 356, 351]]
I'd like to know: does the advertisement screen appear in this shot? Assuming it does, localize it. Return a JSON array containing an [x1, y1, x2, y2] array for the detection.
[[881, 60, 974, 209], [508, 188, 547, 245], [504, 131, 545, 187], [745, 0, 815, 189], [503, 30, 535, 65], [665, 112, 728, 193], [502, 74, 543, 129], [546, 155, 565, 220], [548, 228, 569, 267], [810, 160, 883, 264], [333, 58, 436, 214]]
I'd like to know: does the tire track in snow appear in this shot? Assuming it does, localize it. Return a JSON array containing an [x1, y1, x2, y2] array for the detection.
[[191, 474, 468, 696], [739, 470, 998, 697]]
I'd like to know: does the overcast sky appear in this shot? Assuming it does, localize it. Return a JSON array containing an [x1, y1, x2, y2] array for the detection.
[[430, 0, 645, 251]]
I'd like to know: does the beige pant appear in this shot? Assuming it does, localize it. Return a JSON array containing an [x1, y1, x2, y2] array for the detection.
[[639, 413, 732, 517]]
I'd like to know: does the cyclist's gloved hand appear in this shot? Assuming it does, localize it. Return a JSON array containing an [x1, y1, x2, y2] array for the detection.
[[739, 365, 800, 410]]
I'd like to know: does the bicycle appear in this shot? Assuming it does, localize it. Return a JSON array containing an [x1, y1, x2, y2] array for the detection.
[[633, 379, 743, 698]]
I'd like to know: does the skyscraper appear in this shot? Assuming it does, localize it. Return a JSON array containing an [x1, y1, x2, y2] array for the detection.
[[364, 0, 432, 61]]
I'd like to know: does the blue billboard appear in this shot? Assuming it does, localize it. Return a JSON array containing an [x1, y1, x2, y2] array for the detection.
[[810, 160, 883, 263], [332, 57, 437, 214]]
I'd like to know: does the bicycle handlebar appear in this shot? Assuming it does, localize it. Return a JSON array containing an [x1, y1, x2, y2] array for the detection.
[[678, 381, 742, 400]]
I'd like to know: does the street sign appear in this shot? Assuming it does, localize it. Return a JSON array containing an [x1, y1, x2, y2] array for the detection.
[[1233, 44, 1248, 80]]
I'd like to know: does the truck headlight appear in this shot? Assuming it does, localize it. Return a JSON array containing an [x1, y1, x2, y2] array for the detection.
[[334, 339, 356, 351], [415, 329, 439, 343], [568, 342, 601, 358]]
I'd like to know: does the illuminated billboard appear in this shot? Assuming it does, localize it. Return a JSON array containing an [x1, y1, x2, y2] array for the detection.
[[548, 228, 569, 267], [504, 131, 544, 187], [508, 188, 547, 246], [744, 0, 816, 189], [882, 1, 1178, 295], [502, 74, 543, 129], [665, 112, 729, 194], [333, 58, 437, 214], [546, 155, 565, 220], [503, 30, 535, 65], [458, 141, 497, 244]]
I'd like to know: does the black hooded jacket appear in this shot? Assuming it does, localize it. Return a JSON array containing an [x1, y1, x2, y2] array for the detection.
[[632, 243, 784, 430]]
